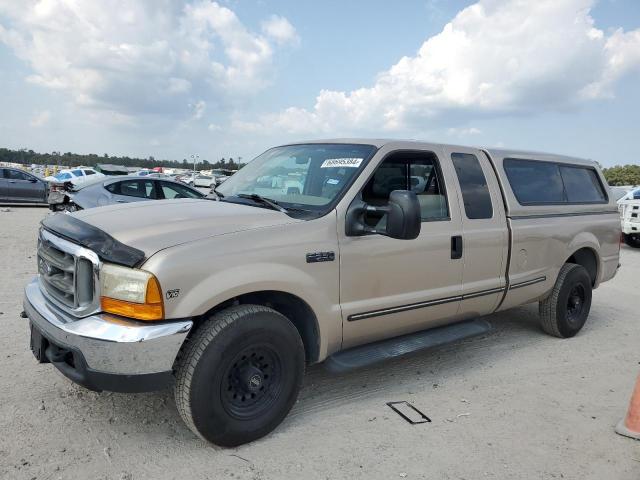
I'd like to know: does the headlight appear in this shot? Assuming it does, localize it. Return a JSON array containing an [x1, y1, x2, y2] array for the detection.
[[100, 263, 164, 321]]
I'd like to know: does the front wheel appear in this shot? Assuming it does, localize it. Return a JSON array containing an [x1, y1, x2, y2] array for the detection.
[[624, 233, 640, 248], [174, 305, 305, 447], [539, 263, 592, 338]]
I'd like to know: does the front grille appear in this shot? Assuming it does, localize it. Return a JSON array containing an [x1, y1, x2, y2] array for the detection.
[[37, 229, 100, 316]]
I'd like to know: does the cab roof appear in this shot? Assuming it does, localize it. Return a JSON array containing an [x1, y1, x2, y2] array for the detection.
[[282, 138, 597, 167]]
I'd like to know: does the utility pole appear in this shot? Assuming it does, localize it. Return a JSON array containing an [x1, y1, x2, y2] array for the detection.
[[190, 153, 199, 178]]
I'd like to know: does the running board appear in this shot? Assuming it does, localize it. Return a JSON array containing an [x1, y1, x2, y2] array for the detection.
[[325, 319, 492, 373]]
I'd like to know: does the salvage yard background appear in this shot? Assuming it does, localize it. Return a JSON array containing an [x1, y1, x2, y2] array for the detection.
[[1, 207, 639, 480]]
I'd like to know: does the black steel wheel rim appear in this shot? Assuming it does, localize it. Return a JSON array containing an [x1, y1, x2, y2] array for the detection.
[[221, 345, 282, 419], [566, 284, 586, 324]]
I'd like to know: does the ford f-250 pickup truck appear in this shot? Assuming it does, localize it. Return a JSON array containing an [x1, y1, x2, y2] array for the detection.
[[23, 139, 621, 446]]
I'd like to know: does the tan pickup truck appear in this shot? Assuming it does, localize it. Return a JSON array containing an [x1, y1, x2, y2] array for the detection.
[[23, 139, 621, 446]]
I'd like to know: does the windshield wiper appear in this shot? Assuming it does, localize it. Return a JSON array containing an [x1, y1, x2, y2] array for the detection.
[[211, 187, 225, 199], [237, 193, 288, 213]]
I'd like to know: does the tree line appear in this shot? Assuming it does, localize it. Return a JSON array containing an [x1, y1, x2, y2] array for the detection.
[[1, 146, 637, 184], [601, 164, 640, 186], [0, 148, 246, 171]]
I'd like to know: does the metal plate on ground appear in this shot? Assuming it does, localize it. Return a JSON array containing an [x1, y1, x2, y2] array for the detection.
[[387, 401, 431, 424]]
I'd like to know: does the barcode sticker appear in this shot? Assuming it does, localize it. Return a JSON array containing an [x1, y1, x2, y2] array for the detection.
[[320, 158, 363, 168]]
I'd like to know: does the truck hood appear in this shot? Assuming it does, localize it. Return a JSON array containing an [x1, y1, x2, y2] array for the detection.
[[72, 199, 301, 257]]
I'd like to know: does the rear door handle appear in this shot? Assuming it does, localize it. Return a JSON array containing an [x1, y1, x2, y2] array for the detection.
[[451, 235, 463, 259]]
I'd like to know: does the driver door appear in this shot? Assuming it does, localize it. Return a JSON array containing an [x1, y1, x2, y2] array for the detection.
[[5, 169, 45, 202], [338, 147, 465, 349]]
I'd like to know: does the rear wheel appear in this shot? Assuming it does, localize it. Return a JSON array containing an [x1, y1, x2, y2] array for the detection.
[[624, 233, 640, 248], [174, 305, 305, 447], [539, 263, 592, 338]]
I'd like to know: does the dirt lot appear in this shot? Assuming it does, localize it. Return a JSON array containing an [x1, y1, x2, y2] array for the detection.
[[1, 207, 639, 480]]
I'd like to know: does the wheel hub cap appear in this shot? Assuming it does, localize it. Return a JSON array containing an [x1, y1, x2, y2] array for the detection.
[[221, 346, 281, 419]]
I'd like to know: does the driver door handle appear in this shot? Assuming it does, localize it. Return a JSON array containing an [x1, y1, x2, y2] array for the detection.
[[451, 235, 463, 259]]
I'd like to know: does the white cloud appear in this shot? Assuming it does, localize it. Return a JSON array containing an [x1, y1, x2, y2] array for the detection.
[[249, 0, 640, 135], [29, 110, 50, 127], [447, 127, 481, 137], [261, 15, 300, 46], [0, 1, 297, 120]]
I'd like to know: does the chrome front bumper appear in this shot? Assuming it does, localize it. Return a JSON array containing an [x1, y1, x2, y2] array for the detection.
[[23, 278, 192, 378]]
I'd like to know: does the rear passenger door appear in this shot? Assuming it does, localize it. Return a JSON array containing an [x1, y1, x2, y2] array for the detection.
[[443, 146, 508, 316]]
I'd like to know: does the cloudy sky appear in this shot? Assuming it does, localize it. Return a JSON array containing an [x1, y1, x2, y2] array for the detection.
[[0, 0, 639, 166]]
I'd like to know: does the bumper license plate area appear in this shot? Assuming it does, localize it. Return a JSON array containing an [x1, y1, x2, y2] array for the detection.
[[30, 324, 49, 364]]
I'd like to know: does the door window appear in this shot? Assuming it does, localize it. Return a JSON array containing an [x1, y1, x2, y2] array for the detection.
[[84, 170, 96, 176], [6, 169, 31, 181], [361, 152, 449, 224], [160, 181, 203, 199], [111, 180, 156, 199], [72, 169, 84, 177], [451, 153, 493, 219]]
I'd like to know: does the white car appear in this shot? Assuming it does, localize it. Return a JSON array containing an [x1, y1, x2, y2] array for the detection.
[[47, 168, 104, 186], [192, 174, 214, 187], [619, 188, 640, 248]]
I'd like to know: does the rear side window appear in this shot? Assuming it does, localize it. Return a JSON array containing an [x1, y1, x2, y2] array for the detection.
[[84, 169, 96, 176], [504, 158, 607, 205], [451, 153, 493, 219], [559, 165, 606, 202], [504, 159, 565, 203], [109, 180, 155, 199]]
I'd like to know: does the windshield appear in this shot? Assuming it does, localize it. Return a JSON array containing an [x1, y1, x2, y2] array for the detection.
[[217, 143, 376, 215], [55, 172, 72, 181]]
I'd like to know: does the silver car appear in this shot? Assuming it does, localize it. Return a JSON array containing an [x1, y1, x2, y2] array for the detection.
[[68, 175, 205, 210]]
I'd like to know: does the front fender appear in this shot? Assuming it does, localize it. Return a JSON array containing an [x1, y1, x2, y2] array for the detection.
[[142, 213, 343, 360]]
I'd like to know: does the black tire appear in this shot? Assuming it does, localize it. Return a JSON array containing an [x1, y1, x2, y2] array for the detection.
[[624, 233, 640, 248], [174, 305, 305, 447], [539, 263, 592, 338]]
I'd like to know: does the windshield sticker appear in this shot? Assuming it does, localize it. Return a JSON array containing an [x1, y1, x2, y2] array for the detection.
[[320, 158, 363, 168], [326, 178, 340, 185]]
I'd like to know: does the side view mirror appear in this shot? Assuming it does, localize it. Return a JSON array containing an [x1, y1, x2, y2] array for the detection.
[[346, 190, 421, 240], [29, 178, 38, 183]]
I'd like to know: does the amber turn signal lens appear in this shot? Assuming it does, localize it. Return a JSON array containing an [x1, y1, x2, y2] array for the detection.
[[101, 276, 164, 321]]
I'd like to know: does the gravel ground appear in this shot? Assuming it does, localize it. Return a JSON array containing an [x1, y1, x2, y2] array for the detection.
[[1, 207, 639, 480]]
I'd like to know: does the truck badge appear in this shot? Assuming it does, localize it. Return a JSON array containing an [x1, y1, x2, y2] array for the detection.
[[166, 289, 180, 299]]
